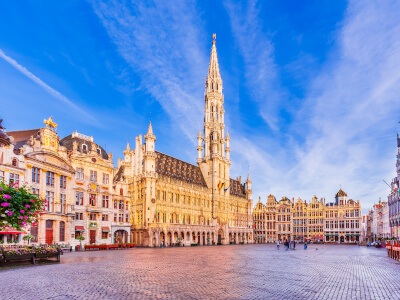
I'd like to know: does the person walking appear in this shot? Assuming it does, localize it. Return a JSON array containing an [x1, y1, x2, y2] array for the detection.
[[289, 240, 292, 249], [304, 241, 307, 250], [293, 240, 296, 250], [277, 240, 280, 250]]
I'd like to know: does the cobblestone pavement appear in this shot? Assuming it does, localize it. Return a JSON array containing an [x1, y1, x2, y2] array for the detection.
[[1, 244, 400, 300]]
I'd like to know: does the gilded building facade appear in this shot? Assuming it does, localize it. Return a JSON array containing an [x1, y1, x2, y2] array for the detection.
[[324, 189, 362, 243], [253, 189, 362, 243], [117, 35, 254, 247], [1, 119, 75, 245], [293, 197, 307, 243], [276, 197, 293, 241]]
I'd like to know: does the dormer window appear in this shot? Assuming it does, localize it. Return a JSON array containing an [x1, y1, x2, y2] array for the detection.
[[12, 158, 17, 167], [97, 148, 101, 155], [82, 144, 87, 153]]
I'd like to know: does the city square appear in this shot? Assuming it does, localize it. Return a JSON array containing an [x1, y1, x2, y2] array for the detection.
[[1, 1, 400, 299], [2, 244, 399, 299]]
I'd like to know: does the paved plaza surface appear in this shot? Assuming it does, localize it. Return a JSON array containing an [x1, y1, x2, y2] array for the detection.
[[1, 244, 400, 300]]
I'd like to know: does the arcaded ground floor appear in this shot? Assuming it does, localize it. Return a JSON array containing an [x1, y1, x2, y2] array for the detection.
[[1, 244, 399, 299]]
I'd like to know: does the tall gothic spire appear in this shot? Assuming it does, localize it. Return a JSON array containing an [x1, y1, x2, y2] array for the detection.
[[206, 33, 222, 94]]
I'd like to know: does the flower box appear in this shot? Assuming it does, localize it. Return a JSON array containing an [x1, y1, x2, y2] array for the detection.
[[107, 245, 119, 250], [34, 248, 61, 262], [0, 249, 36, 266], [35, 252, 60, 260]]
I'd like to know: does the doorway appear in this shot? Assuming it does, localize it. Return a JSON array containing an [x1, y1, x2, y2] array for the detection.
[[45, 220, 53, 245], [90, 230, 96, 244]]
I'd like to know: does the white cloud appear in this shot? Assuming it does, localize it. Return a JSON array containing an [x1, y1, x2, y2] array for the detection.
[[226, 0, 400, 213], [224, 0, 285, 131], [291, 0, 400, 211], [91, 0, 208, 144], [0, 49, 94, 121]]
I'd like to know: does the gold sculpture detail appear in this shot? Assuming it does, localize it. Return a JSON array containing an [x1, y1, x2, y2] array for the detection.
[[44, 116, 58, 130], [213, 33, 216, 41]]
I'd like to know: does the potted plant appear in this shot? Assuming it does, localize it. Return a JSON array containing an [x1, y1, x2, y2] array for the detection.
[[23, 234, 35, 245], [76, 236, 85, 251]]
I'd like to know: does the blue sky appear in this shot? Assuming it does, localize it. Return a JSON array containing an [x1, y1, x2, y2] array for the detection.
[[1, 1, 400, 213]]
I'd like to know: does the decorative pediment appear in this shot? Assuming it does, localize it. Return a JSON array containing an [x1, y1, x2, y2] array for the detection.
[[26, 151, 74, 173]]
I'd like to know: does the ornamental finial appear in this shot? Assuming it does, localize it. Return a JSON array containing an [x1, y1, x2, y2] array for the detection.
[[213, 33, 216, 41]]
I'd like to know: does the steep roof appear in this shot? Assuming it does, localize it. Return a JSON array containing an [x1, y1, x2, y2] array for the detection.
[[6, 129, 40, 149], [155, 151, 207, 187], [113, 166, 125, 183], [230, 178, 246, 198]]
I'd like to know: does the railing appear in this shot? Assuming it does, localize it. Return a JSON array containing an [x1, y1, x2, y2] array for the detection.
[[72, 131, 93, 141]]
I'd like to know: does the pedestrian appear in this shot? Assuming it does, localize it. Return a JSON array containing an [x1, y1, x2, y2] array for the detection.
[[289, 240, 292, 249], [293, 240, 296, 250], [304, 241, 307, 250], [276, 240, 280, 250]]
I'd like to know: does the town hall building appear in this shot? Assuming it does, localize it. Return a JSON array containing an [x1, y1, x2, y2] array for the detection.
[[116, 35, 254, 247]]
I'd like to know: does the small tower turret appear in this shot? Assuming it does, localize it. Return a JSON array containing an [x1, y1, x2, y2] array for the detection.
[[246, 173, 252, 200], [145, 122, 156, 152], [197, 130, 203, 162], [225, 131, 230, 160]]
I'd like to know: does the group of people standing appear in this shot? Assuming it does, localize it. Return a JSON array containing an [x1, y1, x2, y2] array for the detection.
[[276, 240, 307, 250]]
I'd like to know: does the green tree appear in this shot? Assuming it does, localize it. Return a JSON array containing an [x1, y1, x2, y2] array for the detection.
[[76, 235, 85, 251], [23, 234, 35, 245]]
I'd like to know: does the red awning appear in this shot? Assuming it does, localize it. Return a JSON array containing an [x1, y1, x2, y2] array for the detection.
[[75, 226, 85, 231], [0, 227, 27, 234], [102, 227, 110, 232]]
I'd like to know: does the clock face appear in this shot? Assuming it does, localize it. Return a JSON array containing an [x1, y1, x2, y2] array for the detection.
[[92, 158, 97, 162]]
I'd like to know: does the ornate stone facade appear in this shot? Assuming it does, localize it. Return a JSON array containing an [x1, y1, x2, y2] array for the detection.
[[2, 120, 75, 245], [253, 189, 362, 243], [117, 35, 254, 247], [0, 119, 131, 246], [60, 131, 131, 247]]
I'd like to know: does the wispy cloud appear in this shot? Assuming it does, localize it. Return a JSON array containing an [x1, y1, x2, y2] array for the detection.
[[290, 0, 400, 210], [224, 0, 400, 212], [91, 0, 208, 144], [224, 0, 285, 131], [0, 49, 95, 121]]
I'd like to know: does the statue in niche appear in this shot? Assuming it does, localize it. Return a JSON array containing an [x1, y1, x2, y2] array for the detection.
[[73, 140, 78, 151]]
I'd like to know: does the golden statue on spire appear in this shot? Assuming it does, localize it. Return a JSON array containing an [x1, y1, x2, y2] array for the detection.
[[44, 116, 58, 131], [213, 33, 216, 41]]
